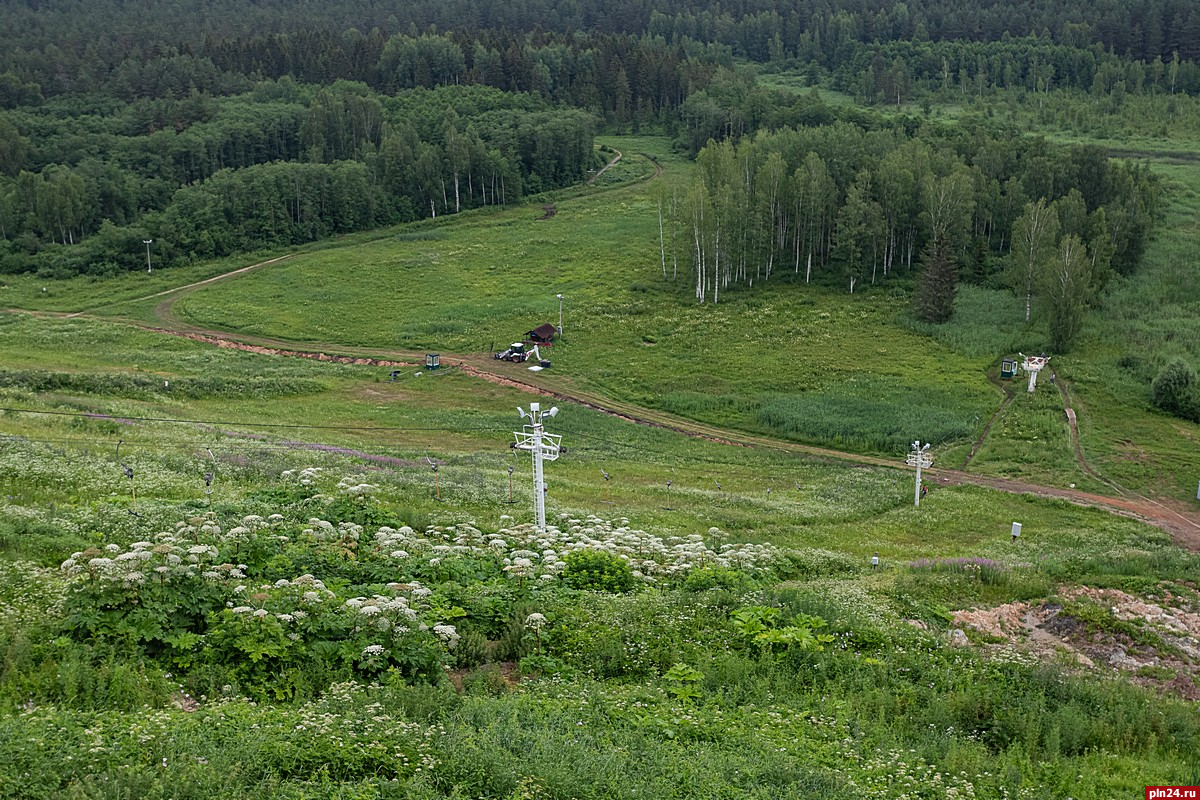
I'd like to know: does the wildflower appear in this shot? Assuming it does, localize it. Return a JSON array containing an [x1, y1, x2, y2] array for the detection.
[[433, 624, 460, 648], [524, 613, 547, 630]]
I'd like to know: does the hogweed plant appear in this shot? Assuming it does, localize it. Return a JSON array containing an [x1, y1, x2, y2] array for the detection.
[[663, 662, 704, 702]]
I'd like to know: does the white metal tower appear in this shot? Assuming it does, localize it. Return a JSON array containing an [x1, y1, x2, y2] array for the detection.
[[1019, 352, 1050, 393], [514, 402, 562, 531], [907, 440, 932, 506]]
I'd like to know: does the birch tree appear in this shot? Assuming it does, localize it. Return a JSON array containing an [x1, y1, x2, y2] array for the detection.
[[1041, 233, 1092, 352], [1010, 198, 1059, 323]]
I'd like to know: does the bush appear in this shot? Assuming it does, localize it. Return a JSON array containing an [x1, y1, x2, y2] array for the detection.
[[1150, 358, 1200, 421], [454, 629, 488, 669], [682, 566, 756, 593], [560, 549, 636, 593]]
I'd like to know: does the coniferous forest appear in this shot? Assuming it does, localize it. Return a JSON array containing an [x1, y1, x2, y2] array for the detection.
[[0, 0, 1190, 281]]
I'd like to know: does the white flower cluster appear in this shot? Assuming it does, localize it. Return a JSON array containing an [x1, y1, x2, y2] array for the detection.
[[281, 467, 323, 486], [302, 518, 362, 543], [432, 623, 459, 649], [339, 583, 458, 645], [61, 535, 243, 587], [221, 514, 282, 548], [225, 574, 335, 625], [368, 516, 779, 583], [174, 513, 224, 539], [344, 588, 422, 634], [336, 477, 378, 497]]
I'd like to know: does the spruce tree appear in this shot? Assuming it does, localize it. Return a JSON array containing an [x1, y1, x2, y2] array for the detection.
[[913, 233, 957, 323]]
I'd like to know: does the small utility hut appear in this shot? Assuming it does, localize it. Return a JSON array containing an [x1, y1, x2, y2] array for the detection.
[[526, 323, 557, 344], [1000, 358, 1018, 380]]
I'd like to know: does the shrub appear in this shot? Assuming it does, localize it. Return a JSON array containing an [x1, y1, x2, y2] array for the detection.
[[560, 550, 636, 593], [1150, 358, 1200, 421], [454, 629, 488, 669], [682, 566, 756, 593]]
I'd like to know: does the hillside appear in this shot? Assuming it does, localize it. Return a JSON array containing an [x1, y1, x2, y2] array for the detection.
[[2, 2, 1200, 798]]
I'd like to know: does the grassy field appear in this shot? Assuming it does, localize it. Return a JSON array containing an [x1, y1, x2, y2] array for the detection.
[[77, 138, 996, 460], [5, 129, 1195, 505], [2, 320, 1199, 797], [4, 122, 1200, 797]]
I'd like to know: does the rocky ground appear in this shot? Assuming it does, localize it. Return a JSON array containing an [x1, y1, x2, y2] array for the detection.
[[951, 583, 1200, 699]]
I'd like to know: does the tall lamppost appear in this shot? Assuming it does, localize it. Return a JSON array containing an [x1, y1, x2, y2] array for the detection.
[[143, 239, 154, 273], [556, 293, 564, 336]]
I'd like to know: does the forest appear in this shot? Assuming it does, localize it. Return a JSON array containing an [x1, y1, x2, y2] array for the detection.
[[667, 121, 1158, 351], [1, 0, 1199, 278]]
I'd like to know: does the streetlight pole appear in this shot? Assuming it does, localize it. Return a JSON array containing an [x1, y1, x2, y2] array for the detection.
[[143, 239, 153, 273], [556, 293, 564, 336]]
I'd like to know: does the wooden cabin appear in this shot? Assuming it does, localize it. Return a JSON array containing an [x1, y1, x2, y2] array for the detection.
[[526, 323, 557, 344]]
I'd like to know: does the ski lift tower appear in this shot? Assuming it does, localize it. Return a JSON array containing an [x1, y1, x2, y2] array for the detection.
[[514, 402, 562, 531], [1019, 352, 1050, 393], [906, 440, 933, 507]]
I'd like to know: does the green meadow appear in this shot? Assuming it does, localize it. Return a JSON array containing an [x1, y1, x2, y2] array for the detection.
[[2, 124, 1200, 800], [64, 135, 1189, 507]]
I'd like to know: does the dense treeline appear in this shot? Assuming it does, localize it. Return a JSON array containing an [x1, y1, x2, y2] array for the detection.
[[3, 0, 1199, 79], [4, 0, 1200, 112], [667, 120, 1158, 349], [0, 0, 1181, 281], [834, 38, 1200, 107], [0, 83, 597, 275]]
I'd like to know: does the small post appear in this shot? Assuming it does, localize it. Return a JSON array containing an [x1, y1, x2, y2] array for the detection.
[[556, 293, 564, 336], [426, 458, 440, 500], [1011, 521, 1022, 542], [143, 239, 153, 273]]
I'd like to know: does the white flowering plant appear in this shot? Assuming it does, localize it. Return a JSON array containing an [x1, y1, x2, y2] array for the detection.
[[47, 470, 817, 702]]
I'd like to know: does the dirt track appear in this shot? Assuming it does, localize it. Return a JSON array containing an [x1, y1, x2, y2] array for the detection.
[[134, 312, 1200, 549]]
